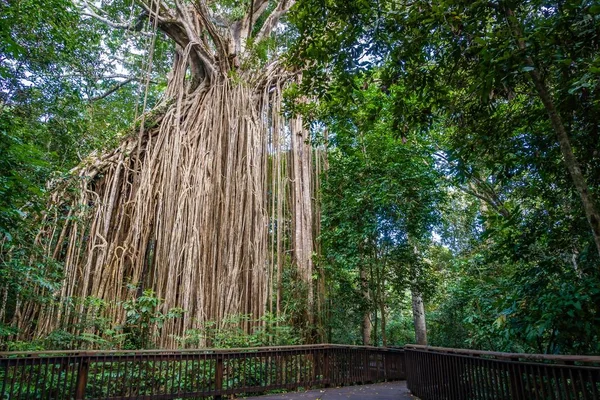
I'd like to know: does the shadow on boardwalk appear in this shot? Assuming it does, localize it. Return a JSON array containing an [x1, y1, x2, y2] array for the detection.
[[242, 381, 418, 399]]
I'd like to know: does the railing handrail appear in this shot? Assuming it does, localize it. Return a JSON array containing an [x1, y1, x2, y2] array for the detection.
[[6, 343, 598, 362], [0, 343, 404, 358], [405, 344, 600, 364]]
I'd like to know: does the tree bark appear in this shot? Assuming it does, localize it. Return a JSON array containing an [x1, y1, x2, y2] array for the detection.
[[380, 259, 387, 347], [504, 7, 600, 258], [380, 289, 387, 347], [360, 265, 371, 346], [411, 289, 428, 345]]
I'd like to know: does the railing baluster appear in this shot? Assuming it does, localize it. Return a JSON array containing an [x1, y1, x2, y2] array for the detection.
[[99, 354, 109, 397], [578, 368, 588, 400], [41, 356, 50, 399], [214, 352, 223, 399], [589, 369, 599, 400], [60, 354, 70, 399], [550, 363, 561, 400], [472, 356, 482, 400], [74, 355, 89, 400], [467, 355, 478, 400], [438, 351, 445, 400], [546, 365, 557, 400], [495, 359, 503, 399], [448, 352, 456, 399], [568, 366, 579, 400]]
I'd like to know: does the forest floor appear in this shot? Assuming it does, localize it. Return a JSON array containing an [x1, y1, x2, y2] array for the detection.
[[241, 381, 418, 399]]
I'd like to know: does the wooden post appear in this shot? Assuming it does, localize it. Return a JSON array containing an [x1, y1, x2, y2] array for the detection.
[[215, 355, 224, 400], [383, 353, 388, 381], [323, 348, 330, 387], [75, 357, 89, 400], [364, 350, 370, 383], [311, 352, 317, 386]]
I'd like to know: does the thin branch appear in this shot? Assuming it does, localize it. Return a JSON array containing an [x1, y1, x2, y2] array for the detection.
[[458, 184, 511, 218], [247, 0, 255, 42], [99, 74, 149, 80], [77, 0, 154, 37], [250, 0, 271, 26], [137, 0, 176, 23], [89, 78, 134, 101]]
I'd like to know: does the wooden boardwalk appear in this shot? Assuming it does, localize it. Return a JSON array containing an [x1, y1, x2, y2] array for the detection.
[[243, 381, 417, 399]]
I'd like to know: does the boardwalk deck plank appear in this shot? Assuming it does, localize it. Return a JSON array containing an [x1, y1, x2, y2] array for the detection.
[[242, 381, 417, 399]]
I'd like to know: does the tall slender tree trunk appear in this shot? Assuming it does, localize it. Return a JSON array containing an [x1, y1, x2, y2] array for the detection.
[[411, 289, 427, 345], [380, 300, 387, 347], [505, 6, 600, 258], [360, 265, 371, 346], [380, 262, 387, 347]]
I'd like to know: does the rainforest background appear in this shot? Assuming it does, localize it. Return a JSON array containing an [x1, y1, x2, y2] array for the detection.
[[1, 0, 600, 355]]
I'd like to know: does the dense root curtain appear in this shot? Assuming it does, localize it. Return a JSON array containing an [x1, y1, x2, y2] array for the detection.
[[10, 0, 322, 347]]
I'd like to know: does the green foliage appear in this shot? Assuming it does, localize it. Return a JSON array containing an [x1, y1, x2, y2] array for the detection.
[[176, 313, 301, 348], [315, 73, 444, 344], [292, 0, 600, 354], [0, 0, 171, 338], [121, 289, 184, 349], [1, 292, 181, 351]]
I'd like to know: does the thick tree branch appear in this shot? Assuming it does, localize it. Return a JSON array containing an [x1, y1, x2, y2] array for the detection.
[[235, 0, 270, 46], [192, 0, 231, 67], [254, 0, 296, 43], [154, 2, 215, 82], [247, 0, 255, 42], [250, 0, 271, 26]]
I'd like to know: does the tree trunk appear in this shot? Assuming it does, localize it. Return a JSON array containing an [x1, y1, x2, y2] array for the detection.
[[380, 293, 387, 347], [361, 265, 371, 346], [411, 289, 427, 345], [380, 264, 387, 347]]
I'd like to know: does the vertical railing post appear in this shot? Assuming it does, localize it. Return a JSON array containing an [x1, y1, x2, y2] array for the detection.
[[311, 350, 317, 386], [400, 351, 406, 380], [75, 356, 89, 400], [364, 350, 370, 383], [215, 354, 223, 400], [383, 351, 389, 381], [323, 347, 330, 387]]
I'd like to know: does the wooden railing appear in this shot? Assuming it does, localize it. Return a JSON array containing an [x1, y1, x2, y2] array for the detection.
[[13, 342, 599, 399], [405, 345, 600, 400], [0, 344, 405, 399]]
